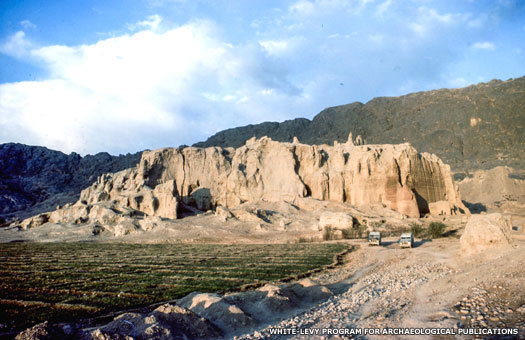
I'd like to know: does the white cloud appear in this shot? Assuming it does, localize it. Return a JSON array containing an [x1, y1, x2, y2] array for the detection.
[[289, 0, 371, 16], [0, 17, 305, 154], [127, 14, 163, 31], [259, 40, 290, 56], [472, 41, 495, 50], [466, 13, 488, 28], [376, 0, 391, 17], [259, 38, 304, 57], [289, 0, 315, 15], [409, 23, 425, 35], [318, 0, 355, 9], [346, 0, 375, 15], [0, 31, 33, 58], [2, 3, 521, 156], [258, 89, 275, 96], [20, 20, 37, 30], [408, 7, 458, 36], [421, 7, 453, 24], [368, 34, 384, 44]]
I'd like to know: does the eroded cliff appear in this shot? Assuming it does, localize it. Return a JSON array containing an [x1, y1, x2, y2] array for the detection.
[[19, 136, 468, 232]]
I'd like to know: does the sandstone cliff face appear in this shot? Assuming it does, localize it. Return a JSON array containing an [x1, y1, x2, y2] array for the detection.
[[33, 136, 467, 230]]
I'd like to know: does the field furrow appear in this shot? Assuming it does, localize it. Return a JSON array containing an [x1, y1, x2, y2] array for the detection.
[[0, 242, 348, 332]]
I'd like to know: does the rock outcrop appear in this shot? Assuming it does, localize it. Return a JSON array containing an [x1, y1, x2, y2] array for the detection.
[[458, 166, 525, 206], [0, 143, 142, 220], [22, 137, 467, 231], [460, 213, 516, 256]]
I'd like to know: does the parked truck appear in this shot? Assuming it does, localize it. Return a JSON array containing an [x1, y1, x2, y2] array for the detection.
[[368, 231, 381, 246], [399, 233, 414, 248]]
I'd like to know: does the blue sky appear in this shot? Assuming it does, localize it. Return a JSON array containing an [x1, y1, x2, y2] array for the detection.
[[1, 0, 524, 155]]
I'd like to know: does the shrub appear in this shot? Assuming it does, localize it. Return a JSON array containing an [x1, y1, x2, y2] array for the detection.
[[297, 236, 315, 243], [342, 225, 367, 239], [322, 226, 333, 241], [341, 228, 352, 239], [428, 222, 447, 238], [370, 221, 384, 230], [410, 222, 424, 238]]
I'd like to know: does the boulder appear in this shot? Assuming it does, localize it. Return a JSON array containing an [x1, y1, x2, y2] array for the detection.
[[49, 202, 90, 224], [151, 180, 178, 219], [460, 213, 516, 256], [319, 212, 355, 230]]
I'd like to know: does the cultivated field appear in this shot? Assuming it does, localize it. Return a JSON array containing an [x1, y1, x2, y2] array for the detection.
[[0, 242, 348, 331]]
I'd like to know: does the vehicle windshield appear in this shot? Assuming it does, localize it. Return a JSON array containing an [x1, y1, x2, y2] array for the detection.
[[369, 235, 380, 239]]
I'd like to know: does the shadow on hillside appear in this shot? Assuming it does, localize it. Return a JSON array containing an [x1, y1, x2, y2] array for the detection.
[[462, 200, 487, 214], [177, 202, 206, 218]]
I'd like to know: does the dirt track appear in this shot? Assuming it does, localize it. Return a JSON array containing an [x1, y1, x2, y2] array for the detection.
[[234, 235, 525, 340]]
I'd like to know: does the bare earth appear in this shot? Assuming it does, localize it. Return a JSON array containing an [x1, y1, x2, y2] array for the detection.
[[232, 234, 524, 340]]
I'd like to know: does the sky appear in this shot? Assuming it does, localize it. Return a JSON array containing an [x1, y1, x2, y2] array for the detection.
[[0, 0, 524, 156]]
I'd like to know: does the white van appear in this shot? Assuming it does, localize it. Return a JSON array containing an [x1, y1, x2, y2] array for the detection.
[[368, 231, 381, 246], [399, 233, 414, 248]]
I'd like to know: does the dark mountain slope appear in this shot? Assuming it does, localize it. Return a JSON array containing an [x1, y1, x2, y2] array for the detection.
[[0, 143, 142, 220], [195, 77, 525, 171]]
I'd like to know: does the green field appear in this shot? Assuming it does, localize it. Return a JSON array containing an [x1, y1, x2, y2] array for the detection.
[[0, 242, 348, 331]]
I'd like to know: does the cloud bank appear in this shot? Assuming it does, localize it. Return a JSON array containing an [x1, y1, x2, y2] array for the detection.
[[0, 1, 524, 155], [1, 20, 304, 154]]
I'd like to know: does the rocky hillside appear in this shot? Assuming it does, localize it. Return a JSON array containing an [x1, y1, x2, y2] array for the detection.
[[195, 77, 525, 172], [0, 143, 142, 221], [19, 137, 469, 234]]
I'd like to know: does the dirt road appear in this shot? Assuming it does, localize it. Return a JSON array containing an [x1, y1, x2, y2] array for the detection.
[[234, 235, 524, 340]]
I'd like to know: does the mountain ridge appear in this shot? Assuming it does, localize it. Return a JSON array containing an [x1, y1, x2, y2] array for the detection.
[[195, 77, 525, 172], [0, 143, 142, 220]]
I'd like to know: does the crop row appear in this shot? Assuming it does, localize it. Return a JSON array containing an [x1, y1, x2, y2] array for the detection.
[[0, 242, 347, 331]]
